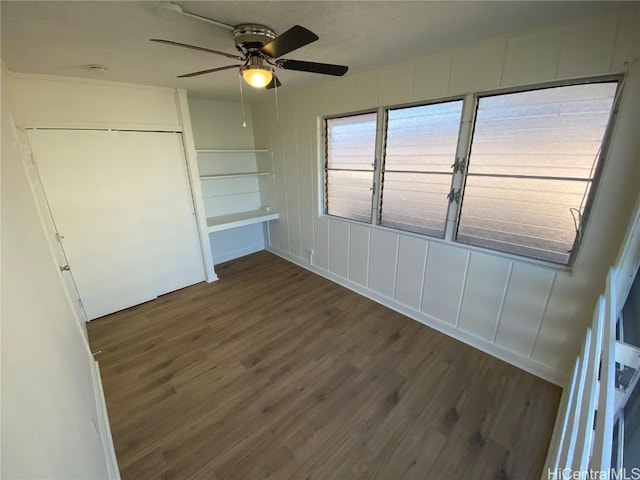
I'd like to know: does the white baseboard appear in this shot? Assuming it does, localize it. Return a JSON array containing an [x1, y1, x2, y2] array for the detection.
[[90, 361, 120, 480], [213, 243, 265, 266], [266, 246, 567, 387]]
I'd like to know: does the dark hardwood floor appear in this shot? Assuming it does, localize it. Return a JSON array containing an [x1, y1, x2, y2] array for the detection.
[[88, 251, 561, 480]]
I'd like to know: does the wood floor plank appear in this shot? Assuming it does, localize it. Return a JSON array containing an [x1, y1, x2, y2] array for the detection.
[[88, 251, 561, 479]]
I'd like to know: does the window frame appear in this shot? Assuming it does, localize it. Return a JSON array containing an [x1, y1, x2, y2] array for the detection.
[[454, 76, 623, 267], [320, 74, 623, 269], [377, 96, 466, 239], [323, 109, 379, 223]]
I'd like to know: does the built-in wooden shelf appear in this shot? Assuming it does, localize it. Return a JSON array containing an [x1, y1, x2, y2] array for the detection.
[[198, 149, 275, 235], [206, 210, 279, 233], [200, 172, 271, 180], [196, 149, 270, 153]]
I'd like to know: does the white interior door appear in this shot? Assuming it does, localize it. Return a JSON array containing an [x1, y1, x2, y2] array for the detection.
[[27, 129, 205, 320], [117, 131, 205, 294]]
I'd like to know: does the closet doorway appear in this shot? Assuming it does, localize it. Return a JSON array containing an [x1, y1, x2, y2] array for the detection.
[[27, 129, 205, 320]]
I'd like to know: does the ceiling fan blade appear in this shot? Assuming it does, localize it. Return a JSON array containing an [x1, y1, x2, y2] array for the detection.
[[277, 59, 348, 76], [177, 64, 241, 78], [150, 39, 244, 61], [260, 25, 318, 58], [265, 75, 282, 90]]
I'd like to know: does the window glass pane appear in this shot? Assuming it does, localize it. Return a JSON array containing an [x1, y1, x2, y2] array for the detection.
[[458, 82, 617, 264], [380, 100, 463, 236], [470, 84, 616, 178], [458, 176, 590, 264], [385, 101, 463, 173], [325, 113, 376, 222], [380, 172, 451, 237], [326, 113, 377, 170], [326, 170, 373, 222]]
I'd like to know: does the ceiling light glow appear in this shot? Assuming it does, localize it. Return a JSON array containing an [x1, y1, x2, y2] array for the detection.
[[241, 65, 273, 88]]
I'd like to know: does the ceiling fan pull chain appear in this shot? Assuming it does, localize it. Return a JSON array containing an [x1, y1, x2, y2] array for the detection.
[[238, 72, 247, 128], [274, 75, 280, 124]]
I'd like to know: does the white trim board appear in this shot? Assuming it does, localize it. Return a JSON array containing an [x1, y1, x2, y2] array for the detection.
[[90, 360, 120, 480], [176, 89, 218, 283], [267, 245, 566, 386]]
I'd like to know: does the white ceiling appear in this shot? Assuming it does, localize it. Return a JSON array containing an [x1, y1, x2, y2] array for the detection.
[[0, 1, 629, 102]]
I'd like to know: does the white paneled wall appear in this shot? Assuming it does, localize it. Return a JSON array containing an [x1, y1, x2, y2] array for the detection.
[[557, 14, 618, 78], [253, 6, 640, 384], [413, 53, 451, 100], [502, 29, 561, 85], [313, 218, 329, 270], [422, 243, 469, 327], [449, 39, 505, 94], [496, 264, 555, 356], [458, 255, 512, 342], [9, 73, 182, 130], [394, 236, 427, 310], [329, 220, 349, 279], [368, 229, 398, 299], [348, 224, 370, 287]]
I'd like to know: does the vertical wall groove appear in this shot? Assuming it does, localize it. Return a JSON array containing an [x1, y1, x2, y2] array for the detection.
[[530, 272, 559, 358], [492, 261, 515, 343]]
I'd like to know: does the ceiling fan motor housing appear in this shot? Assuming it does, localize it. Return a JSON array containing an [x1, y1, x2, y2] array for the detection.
[[232, 24, 276, 52]]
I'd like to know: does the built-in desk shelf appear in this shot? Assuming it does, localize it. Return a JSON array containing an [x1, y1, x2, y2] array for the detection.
[[197, 149, 277, 236], [197, 149, 270, 154], [200, 172, 271, 180], [206, 209, 279, 233]]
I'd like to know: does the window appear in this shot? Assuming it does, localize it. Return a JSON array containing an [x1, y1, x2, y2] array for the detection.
[[380, 100, 463, 237], [457, 82, 618, 264], [324, 112, 377, 222], [322, 78, 619, 266]]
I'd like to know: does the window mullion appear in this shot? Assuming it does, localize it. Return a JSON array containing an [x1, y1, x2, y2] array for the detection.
[[324, 112, 378, 223], [444, 93, 477, 241], [323, 119, 329, 216], [371, 107, 386, 225]]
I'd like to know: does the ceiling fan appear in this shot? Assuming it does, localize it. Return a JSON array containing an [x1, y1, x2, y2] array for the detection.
[[151, 4, 349, 89]]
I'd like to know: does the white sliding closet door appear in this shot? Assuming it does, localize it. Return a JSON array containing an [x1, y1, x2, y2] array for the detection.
[[27, 129, 204, 320]]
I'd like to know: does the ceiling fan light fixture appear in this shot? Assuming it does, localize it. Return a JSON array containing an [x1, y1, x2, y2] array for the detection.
[[153, 22, 348, 88], [240, 64, 273, 88]]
